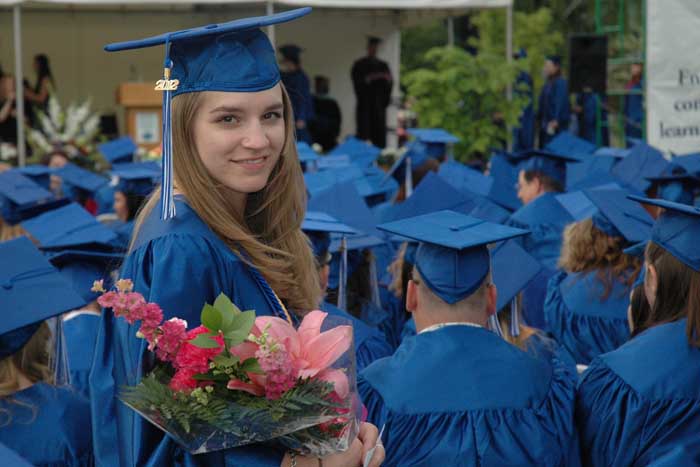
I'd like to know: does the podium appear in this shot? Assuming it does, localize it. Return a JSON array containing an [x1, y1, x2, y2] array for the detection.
[[116, 83, 162, 150]]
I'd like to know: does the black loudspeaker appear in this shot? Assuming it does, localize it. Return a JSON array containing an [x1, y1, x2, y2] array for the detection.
[[569, 34, 608, 94]]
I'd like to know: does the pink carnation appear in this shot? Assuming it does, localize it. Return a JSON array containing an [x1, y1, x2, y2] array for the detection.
[[97, 291, 118, 309], [169, 367, 199, 392], [137, 303, 164, 343], [155, 318, 188, 363], [174, 326, 225, 374]]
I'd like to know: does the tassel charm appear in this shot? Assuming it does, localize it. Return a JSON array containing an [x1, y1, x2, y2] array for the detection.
[[155, 44, 178, 220]]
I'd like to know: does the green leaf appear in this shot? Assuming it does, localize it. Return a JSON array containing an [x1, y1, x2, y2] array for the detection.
[[192, 373, 230, 382], [213, 354, 240, 367], [224, 310, 257, 345], [189, 333, 220, 349], [240, 358, 263, 375], [201, 303, 222, 332]]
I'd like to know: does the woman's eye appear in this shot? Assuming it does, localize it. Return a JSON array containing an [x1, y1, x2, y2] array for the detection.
[[263, 111, 282, 120], [220, 115, 238, 124]]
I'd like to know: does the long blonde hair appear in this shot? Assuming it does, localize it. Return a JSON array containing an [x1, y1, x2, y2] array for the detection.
[[132, 86, 320, 313], [0, 322, 52, 425]]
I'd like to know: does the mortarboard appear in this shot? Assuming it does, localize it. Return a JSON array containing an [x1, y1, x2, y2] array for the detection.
[[544, 131, 597, 156], [13, 164, 53, 190], [671, 153, 700, 176], [0, 171, 57, 225], [21, 202, 119, 251], [487, 151, 522, 211], [104, 7, 312, 221], [516, 149, 581, 188], [0, 237, 86, 359], [382, 140, 433, 194], [628, 196, 700, 271], [308, 180, 381, 239], [407, 128, 459, 159], [585, 189, 654, 244], [328, 136, 381, 168], [297, 141, 319, 170], [646, 163, 700, 206], [377, 210, 529, 304], [98, 136, 138, 165], [594, 147, 631, 159], [438, 160, 493, 197], [56, 163, 109, 198], [301, 211, 357, 262], [111, 163, 159, 197], [611, 143, 669, 193], [46, 249, 124, 303]]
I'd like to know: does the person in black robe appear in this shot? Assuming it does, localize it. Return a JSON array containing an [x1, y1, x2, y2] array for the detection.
[[351, 36, 392, 148], [279, 44, 314, 144], [309, 76, 342, 152]]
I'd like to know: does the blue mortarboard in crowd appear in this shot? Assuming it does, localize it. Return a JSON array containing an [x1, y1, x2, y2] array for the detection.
[[566, 154, 621, 191], [329, 136, 381, 160], [383, 140, 432, 189], [594, 147, 631, 159], [0, 237, 86, 359], [98, 136, 138, 165], [585, 189, 654, 244], [623, 241, 647, 260], [515, 149, 581, 188], [13, 164, 54, 190], [308, 180, 381, 240], [297, 141, 319, 171], [487, 153, 522, 211], [302, 211, 357, 262], [0, 171, 59, 225], [546, 55, 562, 66], [56, 163, 109, 199], [647, 163, 700, 206], [629, 196, 700, 271], [46, 249, 123, 303], [104, 7, 312, 220], [438, 160, 493, 197], [611, 143, 669, 193], [671, 153, 700, 176], [278, 44, 303, 64], [468, 197, 513, 224], [407, 128, 459, 159], [354, 168, 399, 207], [377, 210, 529, 304], [21, 202, 119, 251], [0, 442, 33, 467], [111, 163, 159, 197], [545, 131, 597, 156]]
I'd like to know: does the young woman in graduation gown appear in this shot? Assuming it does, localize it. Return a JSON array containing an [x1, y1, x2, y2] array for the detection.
[[90, 11, 382, 467], [576, 198, 700, 466], [545, 218, 641, 364]]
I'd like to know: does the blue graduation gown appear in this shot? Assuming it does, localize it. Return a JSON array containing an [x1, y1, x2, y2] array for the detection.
[[576, 319, 700, 466], [545, 270, 631, 365], [538, 76, 570, 146], [648, 438, 700, 467], [376, 291, 408, 351], [359, 325, 579, 466], [513, 70, 535, 152], [320, 301, 392, 373], [281, 70, 314, 144], [576, 92, 609, 146], [89, 199, 291, 467], [109, 219, 134, 249], [0, 382, 93, 466], [63, 311, 101, 399]]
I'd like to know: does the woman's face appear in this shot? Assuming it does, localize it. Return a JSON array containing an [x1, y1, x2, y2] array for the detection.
[[48, 153, 69, 169], [191, 85, 286, 197], [114, 191, 128, 222]]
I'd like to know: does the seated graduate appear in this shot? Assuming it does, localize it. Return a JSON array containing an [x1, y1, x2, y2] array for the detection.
[[507, 150, 580, 329], [109, 163, 158, 248], [0, 237, 92, 466], [647, 162, 700, 207], [54, 163, 109, 216], [302, 211, 392, 372], [545, 189, 651, 364], [360, 210, 579, 467], [576, 196, 700, 466]]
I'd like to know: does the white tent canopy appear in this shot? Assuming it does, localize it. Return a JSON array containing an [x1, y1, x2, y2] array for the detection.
[[3, 0, 512, 166]]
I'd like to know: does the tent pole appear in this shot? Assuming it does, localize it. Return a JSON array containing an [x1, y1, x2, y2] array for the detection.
[[13, 4, 26, 167], [506, 3, 513, 151], [266, 1, 276, 47], [447, 15, 455, 46]]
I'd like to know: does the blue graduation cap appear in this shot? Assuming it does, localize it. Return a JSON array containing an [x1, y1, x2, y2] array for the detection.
[[515, 149, 581, 188], [377, 210, 529, 304], [611, 143, 669, 193], [623, 241, 647, 259], [487, 151, 522, 211], [585, 189, 654, 244], [98, 136, 138, 165], [566, 154, 620, 191], [13, 164, 54, 190], [0, 170, 56, 225], [0, 237, 86, 359], [407, 128, 459, 158], [382, 140, 432, 190], [594, 147, 631, 159], [329, 136, 381, 160], [297, 141, 319, 171], [302, 211, 357, 262], [647, 163, 700, 206], [111, 163, 159, 197], [629, 196, 700, 271], [21, 202, 119, 250], [308, 180, 381, 239], [468, 197, 512, 224], [104, 7, 312, 220], [671, 153, 700, 176], [438, 160, 493, 197], [56, 163, 109, 199], [46, 249, 123, 303], [544, 131, 597, 156], [492, 240, 542, 336], [354, 168, 399, 207]]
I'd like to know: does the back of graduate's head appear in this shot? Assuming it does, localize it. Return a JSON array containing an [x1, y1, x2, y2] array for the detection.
[[517, 169, 564, 205], [133, 85, 322, 312], [0, 322, 52, 403], [407, 266, 496, 331], [643, 241, 700, 346]]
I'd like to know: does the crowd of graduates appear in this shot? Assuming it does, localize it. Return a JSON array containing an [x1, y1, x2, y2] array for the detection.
[[1, 7, 700, 467]]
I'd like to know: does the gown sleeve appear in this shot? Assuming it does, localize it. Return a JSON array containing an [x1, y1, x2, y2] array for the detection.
[[89, 234, 285, 467]]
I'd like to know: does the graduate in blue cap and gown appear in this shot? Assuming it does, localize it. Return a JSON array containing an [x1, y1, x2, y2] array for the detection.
[[94, 136, 139, 214], [109, 162, 159, 247], [92, 10, 383, 467], [507, 150, 579, 328], [647, 163, 700, 207], [577, 196, 700, 466], [512, 49, 535, 152], [624, 62, 644, 147], [537, 55, 570, 147], [55, 162, 109, 215], [359, 210, 579, 466], [279, 44, 314, 144], [545, 189, 652, 364], [0, 237, 93, 466]]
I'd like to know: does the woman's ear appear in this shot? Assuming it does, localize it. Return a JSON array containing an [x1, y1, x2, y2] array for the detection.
[[644, 263, 658, 309], [486, 283, 498, 317], [406, 280, 418, 314]]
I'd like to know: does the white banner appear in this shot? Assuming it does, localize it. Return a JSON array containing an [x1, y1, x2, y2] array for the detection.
[[647, 0, 700, 154]]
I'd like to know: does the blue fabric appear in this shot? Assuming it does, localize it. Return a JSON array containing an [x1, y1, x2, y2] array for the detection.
[[438, 160, 493, 197], [320, 301, 392, 373], [545, 270, 632, 365], [521, 266, 557, 330], [566, 156, 619, 191], [575, 93, 609, 146], [513, 70, 535, 151], [64, 312, 101, 399], [376, 291, 408, 351], [538, 76, 570, 146], [507, 192, 573, 269], [487, 152, 522, 211], [612, 143, 669, 193], [109, 219, 135, 249], [281, 69, 314, 144], [359, 326, 579, 466], [0, 382, 93, 466], [89, 199, 289, 466], [94, 183, 116, 215], [649, 439, 700, 467], [577, 319, 700, 466], [545, 130, 597, 156]]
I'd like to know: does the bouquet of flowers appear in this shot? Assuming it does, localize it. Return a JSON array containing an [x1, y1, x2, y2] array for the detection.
[[92, 279, 360, 455]]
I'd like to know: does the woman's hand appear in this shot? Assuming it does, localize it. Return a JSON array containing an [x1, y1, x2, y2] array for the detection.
[[357, 422, 385, 467], [282, 439, 363, 467]]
